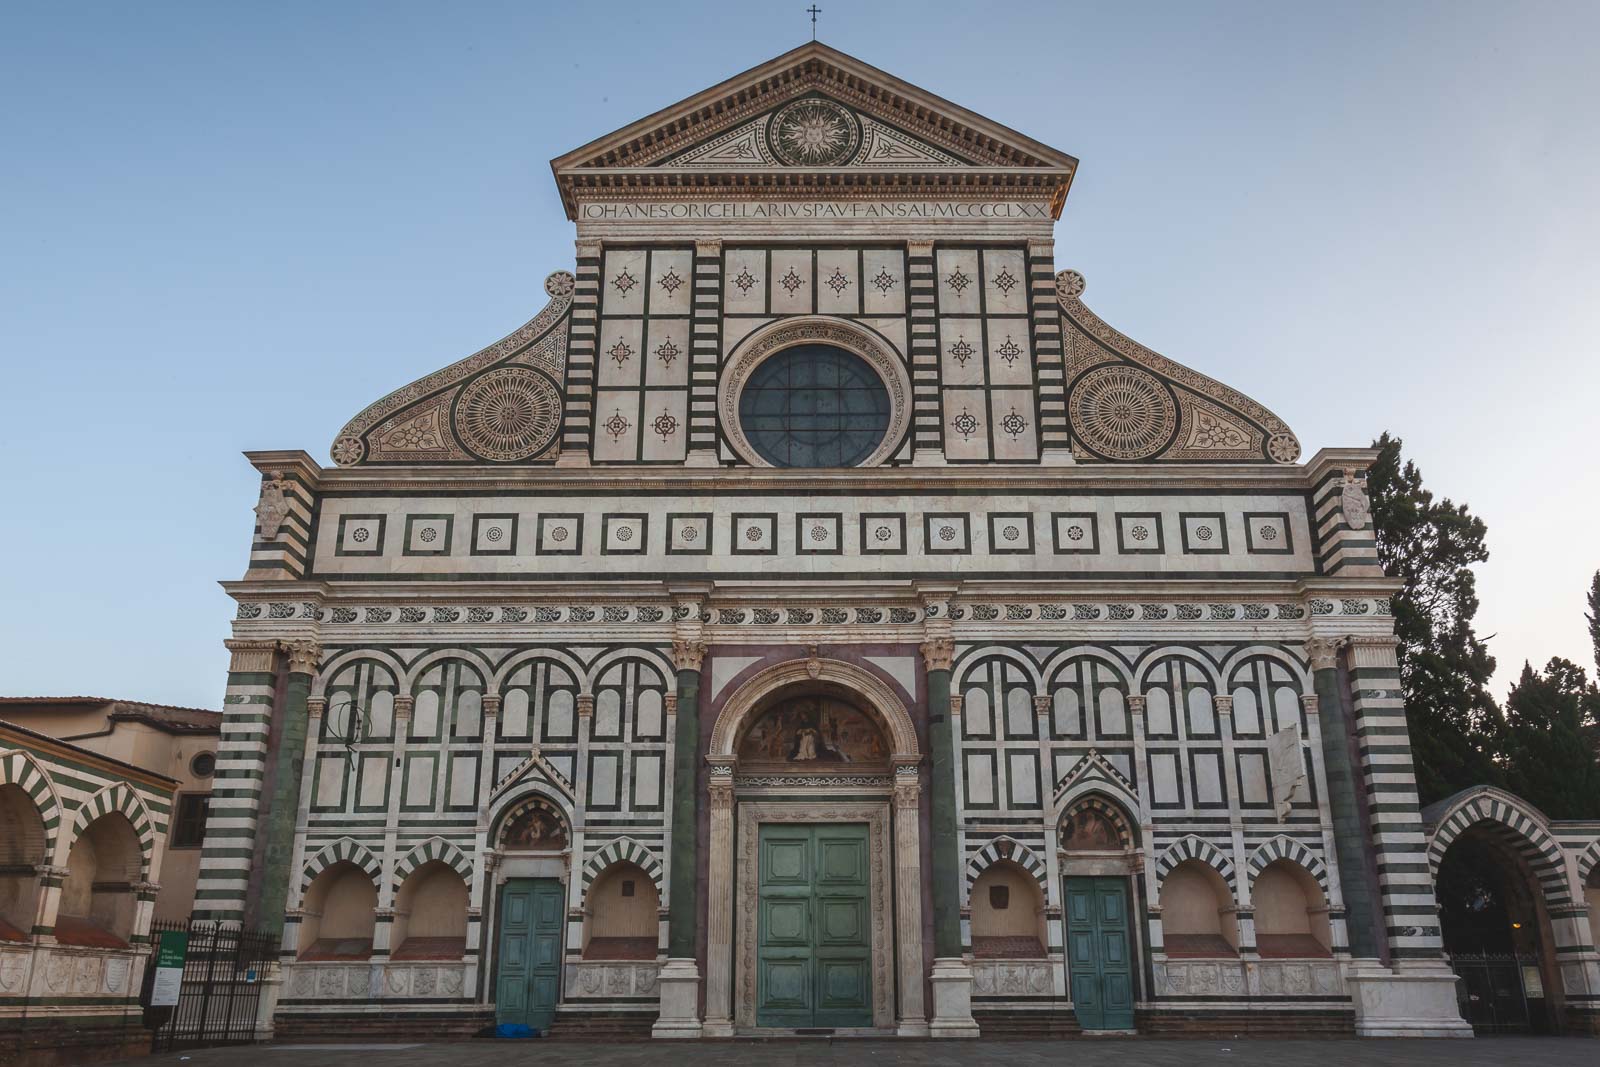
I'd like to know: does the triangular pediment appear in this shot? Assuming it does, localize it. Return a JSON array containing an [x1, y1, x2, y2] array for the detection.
[[550, 42, 1077, 218]]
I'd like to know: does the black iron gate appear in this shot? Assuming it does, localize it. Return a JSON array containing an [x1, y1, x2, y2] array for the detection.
[[1450, 951, 1548, 1034], [148, 920, 277, 1051]]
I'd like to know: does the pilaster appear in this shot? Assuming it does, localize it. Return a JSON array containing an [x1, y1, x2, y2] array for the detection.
[[685, 238, 723, 466], [907, 238, 944, 464], [255, 640, 320, 939], [557, 237, 602, 465], [655, 628, 708, 1038], [1026, 237, 1072, 464]]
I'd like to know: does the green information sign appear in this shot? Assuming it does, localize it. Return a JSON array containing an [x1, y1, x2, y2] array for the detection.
[[150, 930, 189, 1007]]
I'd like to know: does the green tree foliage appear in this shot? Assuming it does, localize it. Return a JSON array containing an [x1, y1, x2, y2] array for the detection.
[[1367, 433, 1503, 804], [1500, 658, 1600, 819], [1587, 570, 1600, 676]]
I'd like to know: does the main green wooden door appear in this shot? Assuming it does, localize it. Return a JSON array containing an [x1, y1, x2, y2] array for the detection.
[[1065, 876, 1136, 1030], [495, 878, 563, 1031], [756, 823, 872, 1028]]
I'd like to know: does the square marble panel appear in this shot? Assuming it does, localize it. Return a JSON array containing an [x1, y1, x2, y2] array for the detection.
[[335, 514, 385, 557], [1051, 513, 1099, 554], [1116, 513, 1164, 554], [986, 324, 1033, 386], [723, 248, 766, 313], [601, 248, 647, 316], [1180, 512, 1230, 555], [1245, 511, 1294, 555], [938, 318, 984, 386], [942, 388, 989, 461], [404, 514, 452, 556], [640, 391, 687, 462], [472, 514, 518, 556], [924, 513, 971, 554], [597, 319, 644, 388], [537, 514, 583, 555], [602, 513, 648, 555], [666, 513, 711, 555], [988, 512, 1034, 554], [591, 392, 640, 462], [647, 248, 693, 317], [982, 248, 1029, 315], [816, 249, 859, 316], [860, 513, 906, 554], [769, 248, 812, 315], [732, 513, 777, 555], [796, 513, 843, 555], [861, 248, 906, 316], [644, 319, 691, 387], [936, 248, 980, 315]]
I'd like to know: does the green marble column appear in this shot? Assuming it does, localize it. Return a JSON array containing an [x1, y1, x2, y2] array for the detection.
[[923, 638, 961, 958], [1308, 638, 1380, 959], [254, 640, 318, 939], [667, 641, 705, 959]]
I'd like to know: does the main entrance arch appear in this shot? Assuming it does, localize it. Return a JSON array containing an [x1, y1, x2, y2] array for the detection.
[[1427, 787, 1571, 1033], [702, 656, 926, 1036]]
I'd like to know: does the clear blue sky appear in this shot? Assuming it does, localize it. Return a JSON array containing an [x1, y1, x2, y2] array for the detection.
[[3, 2, 1596, 709]]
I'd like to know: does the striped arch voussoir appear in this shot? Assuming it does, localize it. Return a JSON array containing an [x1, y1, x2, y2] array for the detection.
[[301, 837, 382, 892], [1248, 835, 1329, 893], [71, 782, 155, 874], [964, 836, 1049, 902], [1426, 790, 1572, 906], [0, 749, 63, 852], [580, 837, 663, 899], [393, 837, 473, 891], [1578, 840, 1600, 887], [1156, 835, 1237, 892]]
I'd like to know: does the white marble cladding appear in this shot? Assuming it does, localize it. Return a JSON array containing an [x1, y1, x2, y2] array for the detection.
[[312, 493, 1314, 576], [565, 959, 662, 999], [0, 943, 144, 1007], [1154, 957, 1344, 999], [283, 959, 470, 1000]]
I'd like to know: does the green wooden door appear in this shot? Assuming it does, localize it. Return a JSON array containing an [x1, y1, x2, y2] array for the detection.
[[757, 823, 872, 1028], [1065, 876, 1136, 1030], [495, 878, 564, 1031]]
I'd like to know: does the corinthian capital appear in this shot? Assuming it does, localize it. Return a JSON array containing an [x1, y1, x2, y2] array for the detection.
[[919, 637, 954, 673], [673, 640, 707, 672], [1305, 639, 1340, 672], [282, 640, 321, 676]]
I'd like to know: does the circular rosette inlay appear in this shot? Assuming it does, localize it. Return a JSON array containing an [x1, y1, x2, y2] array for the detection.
[[768, 98, 861, 167], [454, 366, 561, 461], [1068, 364, 1177, 460]]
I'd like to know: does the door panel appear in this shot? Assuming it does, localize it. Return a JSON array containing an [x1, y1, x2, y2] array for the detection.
[[1065, 876, 1136, 1031], [757, 823, 872, 1028], [495, 878, 564, 1031]]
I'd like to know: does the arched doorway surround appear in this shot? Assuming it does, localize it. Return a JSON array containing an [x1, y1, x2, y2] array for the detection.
[[702, 655, 926, 1035], [1425, 787, 1589, 1033]]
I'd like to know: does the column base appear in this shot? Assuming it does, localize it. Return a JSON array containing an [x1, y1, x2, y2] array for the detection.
[[651, 959, 703, 1039], [701, 1018, 736, 1038], [912, 449, 948, 467], [683, 449, 720, 468], [1039, 447, 1077, 467], [928, 957, 980, 1038], [1344, 960, 1473, 1037], [554, 451, 590, 467]]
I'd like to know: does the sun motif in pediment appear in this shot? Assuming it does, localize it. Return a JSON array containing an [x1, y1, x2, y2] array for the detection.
[[769, 98, 861, 167]]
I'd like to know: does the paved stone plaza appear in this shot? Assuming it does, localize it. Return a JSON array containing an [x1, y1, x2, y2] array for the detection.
[[113, 1038, 1598, 1067]]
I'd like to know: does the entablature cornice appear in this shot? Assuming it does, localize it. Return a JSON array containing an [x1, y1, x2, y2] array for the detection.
[[242, 458, 1340, 497]]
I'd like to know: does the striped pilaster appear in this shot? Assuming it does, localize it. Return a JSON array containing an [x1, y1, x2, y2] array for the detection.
[[559, 238, 603, 462], [1312, 467, 1382, 575], [687, 239, 723, 462], [1344, 634, 1446, 961], [907, 240, 942, 460], [246, 471, 314, 580], [254, 642, 319, 940], [191, 640, 281, 923], [1027, 239, 1070, 460]]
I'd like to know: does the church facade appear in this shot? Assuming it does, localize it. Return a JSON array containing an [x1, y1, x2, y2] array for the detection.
[[194, 43, 1600, 1041]]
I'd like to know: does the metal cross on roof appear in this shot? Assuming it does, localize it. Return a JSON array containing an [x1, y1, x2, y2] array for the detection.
[[807, 5, 821, 40]]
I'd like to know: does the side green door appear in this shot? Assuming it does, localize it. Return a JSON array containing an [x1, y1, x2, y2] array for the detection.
[[495, 878, 564, 1031], [1065, 876, 1136, 1030], [757, 823, 872, 1028]]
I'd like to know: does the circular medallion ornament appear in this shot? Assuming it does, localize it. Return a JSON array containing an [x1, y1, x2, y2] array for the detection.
[[1267, 431, 1302, 464], [1056, 269, 1086, 301], [331, 434, 365, 466], [768, 98, 861, 167], [544, 270, 575, 299], [455, 367, 562, 462], [1068, 364, 1177, 460]]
